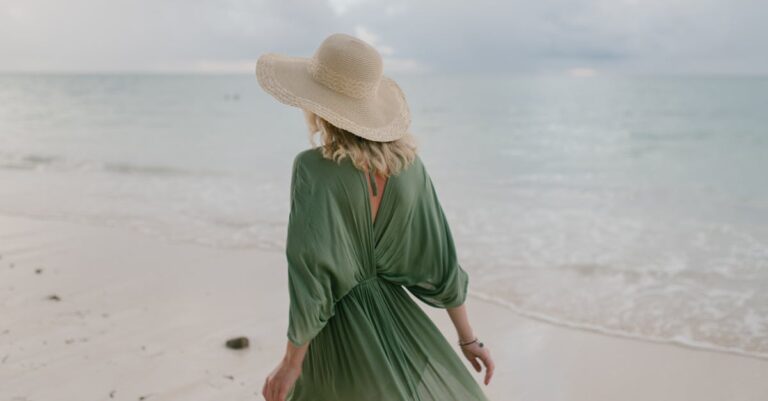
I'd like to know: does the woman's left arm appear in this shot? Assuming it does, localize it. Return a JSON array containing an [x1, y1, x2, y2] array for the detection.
[[262, 340, 309, 401], [447, 304, 495, 385]]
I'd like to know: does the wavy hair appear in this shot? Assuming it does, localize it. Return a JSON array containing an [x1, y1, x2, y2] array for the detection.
[[303, 110, 418, 177]]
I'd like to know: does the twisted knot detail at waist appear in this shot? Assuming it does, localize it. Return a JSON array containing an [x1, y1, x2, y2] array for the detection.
[[353, 275, 393, 289], [358, 275, 383, 285], [341, 276, 399, 302]]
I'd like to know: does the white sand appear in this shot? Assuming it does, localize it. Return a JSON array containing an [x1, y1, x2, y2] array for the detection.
[[1, 214, 767, 401]]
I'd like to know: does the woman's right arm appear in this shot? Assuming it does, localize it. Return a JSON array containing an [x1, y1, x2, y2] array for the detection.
[[447, 304, 495, 385], [262, 339, 309, 401]]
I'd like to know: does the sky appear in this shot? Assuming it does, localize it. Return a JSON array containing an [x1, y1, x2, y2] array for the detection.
[[1, 0, 767, 75]]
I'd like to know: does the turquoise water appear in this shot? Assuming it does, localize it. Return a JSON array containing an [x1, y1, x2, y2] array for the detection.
[[1, 74, 766, 358]]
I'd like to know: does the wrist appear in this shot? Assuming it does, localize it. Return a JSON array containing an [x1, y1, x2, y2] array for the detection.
[[457, 332, 475, 344], [282, 354, 304, 370], [458, 336, 477, 345]]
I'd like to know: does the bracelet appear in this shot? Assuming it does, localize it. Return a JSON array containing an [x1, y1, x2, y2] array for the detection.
[[458, 337, 484, 347]]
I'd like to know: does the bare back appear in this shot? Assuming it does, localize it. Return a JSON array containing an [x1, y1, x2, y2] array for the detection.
[[366, 172, 388, 224]]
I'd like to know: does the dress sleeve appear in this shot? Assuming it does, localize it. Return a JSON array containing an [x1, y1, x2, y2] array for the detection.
[[403, 164, 469, 309], [284, 154, 338, 346]]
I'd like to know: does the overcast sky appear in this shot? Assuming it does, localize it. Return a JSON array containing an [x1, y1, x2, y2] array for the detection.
[[1, 0, 767, 75]]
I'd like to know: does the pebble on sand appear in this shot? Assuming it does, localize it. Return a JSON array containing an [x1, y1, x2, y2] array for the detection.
[[225, 336, 250, 350], [47, 294, 61, 301]]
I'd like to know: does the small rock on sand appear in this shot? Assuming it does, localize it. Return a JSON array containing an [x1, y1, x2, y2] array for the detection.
[[225, 336, 250, 349]]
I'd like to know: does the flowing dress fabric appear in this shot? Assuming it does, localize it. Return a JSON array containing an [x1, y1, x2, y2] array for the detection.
[[285, 148, 489, 401]]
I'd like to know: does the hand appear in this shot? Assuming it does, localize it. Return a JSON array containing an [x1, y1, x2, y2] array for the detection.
[[460, 341, 495, 385], [262, 359, 302, 401]]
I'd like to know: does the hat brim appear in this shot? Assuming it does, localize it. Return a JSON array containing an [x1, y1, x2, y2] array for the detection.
[[255, 53, 411, 142]]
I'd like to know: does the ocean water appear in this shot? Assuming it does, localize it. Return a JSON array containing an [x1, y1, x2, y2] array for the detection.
[[1, 74, 766, 359]]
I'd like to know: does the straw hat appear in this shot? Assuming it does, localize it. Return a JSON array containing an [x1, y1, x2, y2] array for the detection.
[[255, 33, 411, 142]]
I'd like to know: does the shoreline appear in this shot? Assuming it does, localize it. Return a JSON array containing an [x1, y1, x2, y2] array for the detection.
[[3, 210, 765, 362], [1, 213, 767, 400], [471, 291, 768, 362]]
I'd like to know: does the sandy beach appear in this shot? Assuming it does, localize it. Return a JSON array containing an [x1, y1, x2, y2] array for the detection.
[[1, 213, 767, 401]]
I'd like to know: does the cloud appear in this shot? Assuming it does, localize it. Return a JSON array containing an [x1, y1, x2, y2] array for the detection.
[[353, 25, 429, 74], [353, 25, 391, 55], [327, 0, 370, 16], [383, 58, 430, 74], [567, 67, 599, 78], [0, 0, 766, 74]]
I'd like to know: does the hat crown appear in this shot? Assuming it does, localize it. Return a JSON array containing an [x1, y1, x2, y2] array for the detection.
[[308, 33, 383, 99]]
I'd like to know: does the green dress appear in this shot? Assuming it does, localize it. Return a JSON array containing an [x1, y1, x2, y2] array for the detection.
[[285, 147, 490, 401]]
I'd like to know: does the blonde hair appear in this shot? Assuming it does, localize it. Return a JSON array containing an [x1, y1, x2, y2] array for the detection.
[[303, 110, 418, 177]]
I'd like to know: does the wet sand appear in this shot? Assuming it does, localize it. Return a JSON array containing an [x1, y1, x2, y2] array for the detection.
[[1, 214, 766, 401]]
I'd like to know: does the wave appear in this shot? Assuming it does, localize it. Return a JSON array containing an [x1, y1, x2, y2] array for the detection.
[[470, 290, 768, 360], [468, 261, 768, 362], [3, 205, 766, 361]]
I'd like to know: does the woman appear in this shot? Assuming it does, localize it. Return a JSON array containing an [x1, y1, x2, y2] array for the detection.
[[256, 33, 494, 401]]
